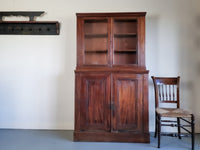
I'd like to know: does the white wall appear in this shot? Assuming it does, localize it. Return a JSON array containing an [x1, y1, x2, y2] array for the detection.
[[0, 0, 199, 132]]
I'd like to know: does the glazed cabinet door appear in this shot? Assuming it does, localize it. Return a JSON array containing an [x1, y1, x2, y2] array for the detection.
[[77, 17, 111, 66], [75, 73, 111, 132], [112, 74, 143, 132], [112, 16, 145, 67], [112, 17, 138, 65]]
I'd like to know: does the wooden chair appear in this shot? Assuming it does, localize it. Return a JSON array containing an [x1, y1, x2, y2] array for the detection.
[[151, 76, 195, 150]]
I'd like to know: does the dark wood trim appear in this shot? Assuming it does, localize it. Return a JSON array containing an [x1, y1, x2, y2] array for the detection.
[[143, 74, 149, 134], [76, 12, 146, 17], [74, 74, 81, 131], [139, 16, 146, 67], [0, 11, 59, 35], [76, 16, 83, 67], [0, 11, 44, 21], [75, 68, 149, 74], [0, 21, 59, 35]]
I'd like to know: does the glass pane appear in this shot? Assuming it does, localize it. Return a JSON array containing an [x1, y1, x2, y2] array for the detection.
[[84, 19, 108, 65], [113, 19, 138, 65]]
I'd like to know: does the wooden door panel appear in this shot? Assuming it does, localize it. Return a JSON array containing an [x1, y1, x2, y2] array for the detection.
[[79, 73, 110, 132], [112, 74, 143, 132], [117, 79, 137, 127]]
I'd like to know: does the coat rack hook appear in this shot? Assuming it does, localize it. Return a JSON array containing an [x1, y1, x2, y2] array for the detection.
[[0, 11, 59, 35]]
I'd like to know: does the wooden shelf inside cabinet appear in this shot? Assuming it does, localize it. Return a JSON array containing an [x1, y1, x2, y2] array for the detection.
[[114, 33, 137, 37], [114, 49, 137, 53], [114, 19, 137, 22], [85, 50, 108, 53], [85, 33, 108, 38]]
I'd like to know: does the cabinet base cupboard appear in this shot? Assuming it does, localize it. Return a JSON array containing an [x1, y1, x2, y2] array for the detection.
[[74, 12, 150, 143]]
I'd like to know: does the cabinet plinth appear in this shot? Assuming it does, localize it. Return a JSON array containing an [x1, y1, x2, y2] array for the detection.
[[74, 12, 149, 143]]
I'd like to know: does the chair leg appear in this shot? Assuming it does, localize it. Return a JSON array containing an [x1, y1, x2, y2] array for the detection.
[[177, 117, 181, 139], [154, 113, 157, 138], [157, 114, 161, 148], [191, 114, 195, 150]]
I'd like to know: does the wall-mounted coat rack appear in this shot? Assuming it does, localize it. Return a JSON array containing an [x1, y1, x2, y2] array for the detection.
[[0, 11, 59, 35]]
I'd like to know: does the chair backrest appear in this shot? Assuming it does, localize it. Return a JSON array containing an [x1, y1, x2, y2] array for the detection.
[[151, 76, 180, 108]]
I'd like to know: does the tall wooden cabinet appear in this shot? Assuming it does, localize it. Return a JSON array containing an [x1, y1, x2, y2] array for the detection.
[[74, 12, 149, 143]]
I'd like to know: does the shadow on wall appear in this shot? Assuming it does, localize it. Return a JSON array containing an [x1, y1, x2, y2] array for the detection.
[[54, 47, 75, 129], [55, 16, 75, 129], [195, 16, 200, 132], [189, 14, 200, 132], [146, 15, 159, 132], [177, 13, 200, 132], [176, 13, 200, 133]]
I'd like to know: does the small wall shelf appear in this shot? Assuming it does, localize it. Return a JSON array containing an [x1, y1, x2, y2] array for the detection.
[[0, 11, 59, 35]]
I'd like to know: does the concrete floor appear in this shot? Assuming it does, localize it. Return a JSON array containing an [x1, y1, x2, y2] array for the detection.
[[0, 129, 199, 150]]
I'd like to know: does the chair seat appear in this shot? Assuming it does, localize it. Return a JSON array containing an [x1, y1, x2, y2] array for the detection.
[[156, 108, 192, 118]]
